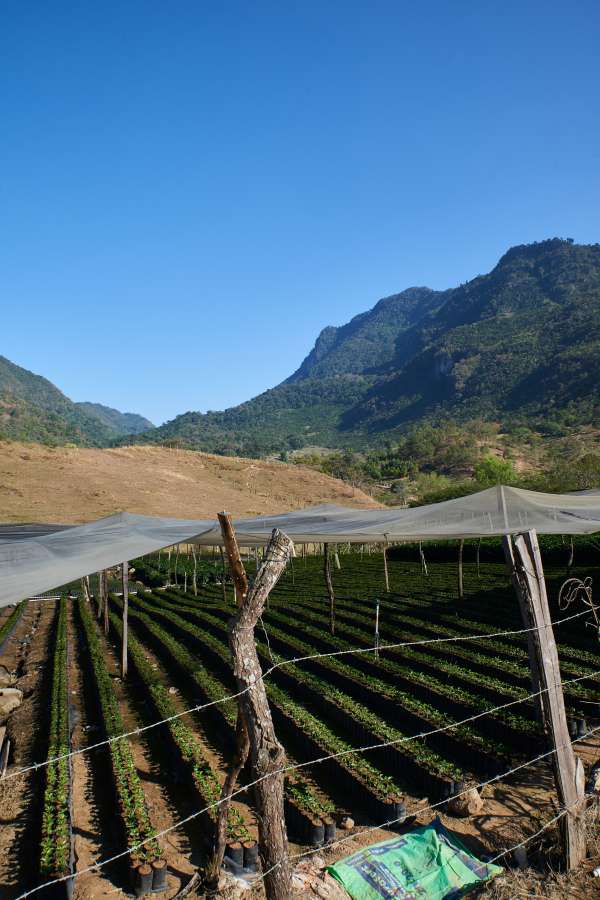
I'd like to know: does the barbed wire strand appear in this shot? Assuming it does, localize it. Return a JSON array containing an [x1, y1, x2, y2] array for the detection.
[[11, 703, 600, 898], [253, 722, 600, 884], [3, 605, 597, 784]]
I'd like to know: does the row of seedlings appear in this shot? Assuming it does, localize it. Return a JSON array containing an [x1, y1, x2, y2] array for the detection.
[[325, 593, 600, 696], [260, 601, 543, 757], [131, 592, 411, 820], [77, 597, 166, 895], [0, 599, 28, 655], [107, 601, 259, 872], [155, 591, 478, 798], [115, 595, 336, 846], [39, 597, 73, 894], [285, 596, 599, 714]]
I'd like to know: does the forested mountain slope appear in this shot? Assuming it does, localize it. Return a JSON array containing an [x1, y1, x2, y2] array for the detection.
[[136, 238, 600, 455], [0, 356, 154, 445], [75, 402, 154, 436]]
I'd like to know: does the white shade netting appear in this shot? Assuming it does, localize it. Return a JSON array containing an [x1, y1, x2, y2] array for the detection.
[[1, 485, 600, 608]]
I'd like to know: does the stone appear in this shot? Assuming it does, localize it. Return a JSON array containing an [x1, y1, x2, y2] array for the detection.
[[217, 870, 251, 896], [340, 816, 354, 830], [0, 666, 16, 688], [0, 688, 23, 718], [586, 760, 600, 794], [448, 787, 484, 817], [292, 859, 349, 898]]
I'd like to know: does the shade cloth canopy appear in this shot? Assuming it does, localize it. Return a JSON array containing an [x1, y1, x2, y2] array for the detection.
[[1, 485, 600, 608]]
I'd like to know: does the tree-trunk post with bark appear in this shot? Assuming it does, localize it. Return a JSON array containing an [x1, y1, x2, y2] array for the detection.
[[207, 515, 292, 899], [502, 530, 586, 870], [121, 562, 129, 678], [324, 542, 335, 635]]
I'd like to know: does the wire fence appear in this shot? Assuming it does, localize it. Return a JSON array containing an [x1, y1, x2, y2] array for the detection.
[[13, 722, 600, 899], [3, 605, 595, 784], [4, 584, 600, 898]]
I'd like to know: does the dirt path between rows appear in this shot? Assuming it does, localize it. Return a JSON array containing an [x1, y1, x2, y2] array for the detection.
[[0, 600, 56, 899], [96, 616, 197, 897]]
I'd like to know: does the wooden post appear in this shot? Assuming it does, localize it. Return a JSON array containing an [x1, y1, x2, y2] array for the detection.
[[419, 542, 428, 576], [121, 562, 129, 678], [219, 546, 228, 604], [207, 515, 251, 887], [217, 512, 248, 605], [103, 570, 109, 635], [324, 542, 335, 635], [216, 521, 293, 899], [458, 539, 464, 599], [567, 537, 574, 575], [334, 545, 341, 570], [383, 543, 390, 592], [96, 571, 103, 619], [192, 545, 198, 596], [503, 530, 586, 870], [81, 577, 91, 604]]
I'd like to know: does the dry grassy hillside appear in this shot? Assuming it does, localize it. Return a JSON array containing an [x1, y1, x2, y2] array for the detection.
[[0, 441, 379, 523]]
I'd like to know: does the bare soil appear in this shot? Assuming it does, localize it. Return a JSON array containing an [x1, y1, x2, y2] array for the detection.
[[0, 600, 57, 899], [0, 442, 378, 524]]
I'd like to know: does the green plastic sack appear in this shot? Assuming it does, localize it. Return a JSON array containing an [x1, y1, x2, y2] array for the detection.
[[327, 818, 502, 899]]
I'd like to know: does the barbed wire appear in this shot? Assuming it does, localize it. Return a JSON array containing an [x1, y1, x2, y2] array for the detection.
[[15, 726, 600, 900], [3, 605, 596, 784]]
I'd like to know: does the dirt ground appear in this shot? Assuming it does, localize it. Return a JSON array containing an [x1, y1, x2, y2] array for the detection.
[[1, 600, 599, 898], [0, 599, 56, 899], [0, 441, 378, 524]]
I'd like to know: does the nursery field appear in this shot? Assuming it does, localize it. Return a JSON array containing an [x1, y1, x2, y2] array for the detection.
[[1, 547, 599, 898]]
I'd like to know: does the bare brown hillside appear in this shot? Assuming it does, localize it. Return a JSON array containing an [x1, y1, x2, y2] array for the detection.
[[0, 441, 379, 523]]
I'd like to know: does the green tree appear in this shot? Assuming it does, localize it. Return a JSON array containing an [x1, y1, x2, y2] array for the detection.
[[474, 454, 517, 486]]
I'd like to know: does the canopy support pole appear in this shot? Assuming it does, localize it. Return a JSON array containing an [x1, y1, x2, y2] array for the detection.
[[96, 571, 103, 620], [324, 542, 335, 635], [458, 539, 464, 599], [209, 514, 292, 899], [383, 542, 390, 592], [121, 562, 128, 678], [102, 571, 109, 635], [502, 530, 586, 871]]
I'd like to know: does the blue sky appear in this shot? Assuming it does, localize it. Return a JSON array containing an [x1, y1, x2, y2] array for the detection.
[[2, 1, 599, 425]]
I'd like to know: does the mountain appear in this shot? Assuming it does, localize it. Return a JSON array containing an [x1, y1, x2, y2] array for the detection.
[[0, 356, 154, 445], [286, 287, 440, 381], [76, 402, 154, 436], [130, 238, 600, 455]]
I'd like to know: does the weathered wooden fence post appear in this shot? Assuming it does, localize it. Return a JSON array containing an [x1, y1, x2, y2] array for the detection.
[[208, 515, 292, 899], [121, 562, 129, 678], [324, 542, 335, 635], [503, 530, 586, 870]]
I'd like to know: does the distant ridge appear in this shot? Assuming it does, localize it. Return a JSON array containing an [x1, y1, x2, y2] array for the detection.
[[76, 402, 154, 436], [0, 355, 154, 445], [129, 237, 600, 454]]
